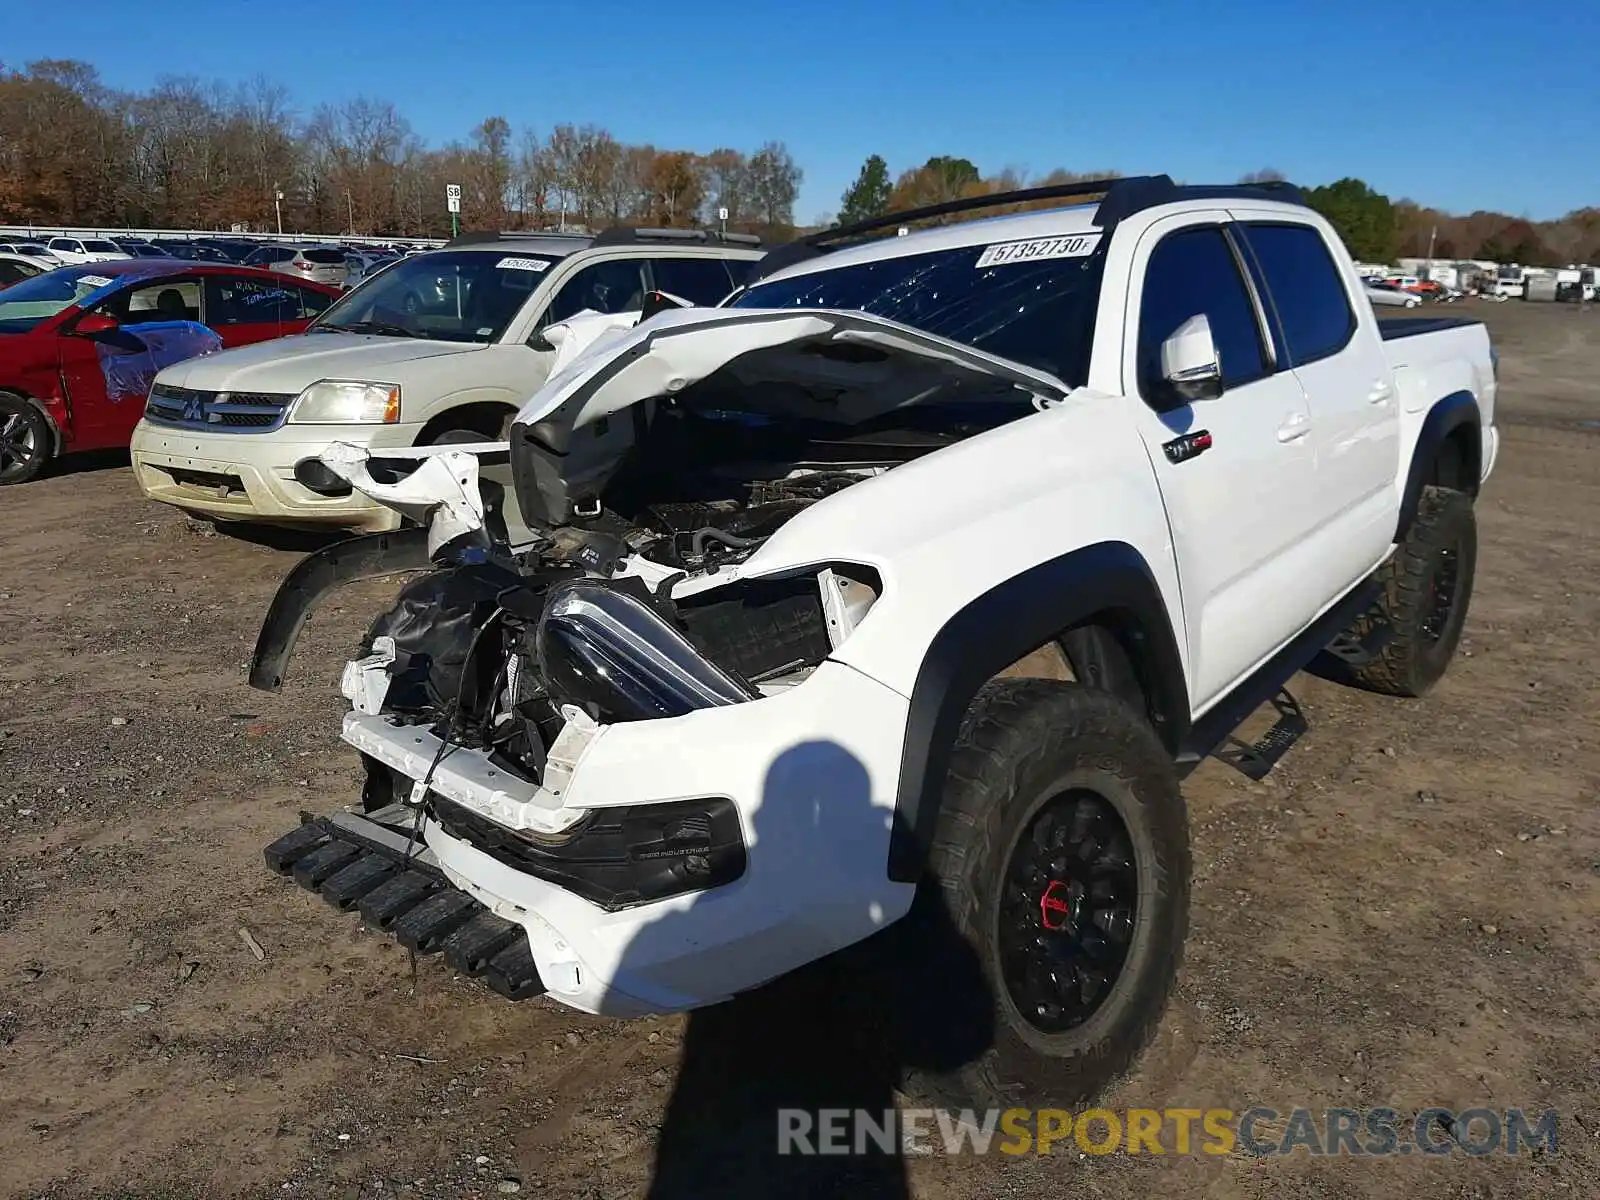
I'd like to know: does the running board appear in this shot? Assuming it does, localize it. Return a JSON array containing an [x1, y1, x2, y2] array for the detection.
[[264, 812, 545, 1001], [1322, 619, 1391, 668], [1177, 578, 1377, 777], [1210, 690, 1307, 780]]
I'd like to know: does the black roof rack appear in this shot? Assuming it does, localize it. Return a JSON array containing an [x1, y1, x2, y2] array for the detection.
[[748, 174, 1305, 282], [444, 230, 592, 248], [588, 225, 763, 248]]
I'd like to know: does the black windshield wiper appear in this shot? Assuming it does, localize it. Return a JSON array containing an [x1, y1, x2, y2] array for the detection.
[[316, 321, 423, 338]]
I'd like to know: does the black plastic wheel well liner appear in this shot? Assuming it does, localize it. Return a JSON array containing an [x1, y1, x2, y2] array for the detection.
[[1397, 390, 1480, 542], [249, 527, 433, 691], [886, 540, 1189, 882]]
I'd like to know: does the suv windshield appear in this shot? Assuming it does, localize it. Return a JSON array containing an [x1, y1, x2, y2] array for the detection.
[[732, 238, 1106, 386], [0, 266, 122, 333], [303, 248, 345, 264], [312, 249, 556, 343]]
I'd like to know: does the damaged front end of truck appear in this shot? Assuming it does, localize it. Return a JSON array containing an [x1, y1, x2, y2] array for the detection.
[[252, 306, 1072, 1015]]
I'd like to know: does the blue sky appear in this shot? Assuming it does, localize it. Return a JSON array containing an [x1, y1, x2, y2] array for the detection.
[[7, 0, 1595, 222]]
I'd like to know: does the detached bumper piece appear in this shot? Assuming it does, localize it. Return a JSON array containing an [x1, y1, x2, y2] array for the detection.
[[263, 816, 545, 1001]]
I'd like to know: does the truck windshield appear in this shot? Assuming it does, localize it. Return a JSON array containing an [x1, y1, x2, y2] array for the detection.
[[732, 238, 1106, 387], [312, 249, 557, 343]]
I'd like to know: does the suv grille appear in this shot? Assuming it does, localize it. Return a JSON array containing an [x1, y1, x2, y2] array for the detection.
[[145, 383, 296, 432]]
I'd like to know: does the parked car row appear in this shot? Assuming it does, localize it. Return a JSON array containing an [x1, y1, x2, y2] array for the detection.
[[0, 231, 430, 284], [126, 229, 762, 528], [0, 227, 760, 490]]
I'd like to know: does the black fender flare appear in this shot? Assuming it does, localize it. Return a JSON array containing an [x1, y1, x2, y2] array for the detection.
[[1396, 390, 1480, 541], [248, 527, 432, 691], [886, 540, 1189, 882]]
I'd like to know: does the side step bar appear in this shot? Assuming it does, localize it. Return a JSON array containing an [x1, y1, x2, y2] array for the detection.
[[264, 813, 545, 1001]]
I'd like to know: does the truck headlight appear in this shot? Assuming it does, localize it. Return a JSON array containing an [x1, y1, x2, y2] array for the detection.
[[288, 380, 401, 424], [535, 580, 755, 722]]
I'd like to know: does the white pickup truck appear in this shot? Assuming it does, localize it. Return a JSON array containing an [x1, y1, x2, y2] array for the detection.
[[252, 176, 1497, 1107]]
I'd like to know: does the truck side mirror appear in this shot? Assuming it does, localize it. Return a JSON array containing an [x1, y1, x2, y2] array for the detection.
[[1160, 314, 1223, 405]]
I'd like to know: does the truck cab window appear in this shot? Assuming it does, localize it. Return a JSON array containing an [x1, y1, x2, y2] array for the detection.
[[1241, 224, 1356, 365]]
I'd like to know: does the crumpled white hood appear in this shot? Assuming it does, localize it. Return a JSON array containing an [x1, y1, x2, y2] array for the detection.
[[514, 306, 1072, 433]]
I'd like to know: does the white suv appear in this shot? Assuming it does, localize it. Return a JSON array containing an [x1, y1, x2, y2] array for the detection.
[[45, 236, 130, 264], [129, 230, 763, 531]]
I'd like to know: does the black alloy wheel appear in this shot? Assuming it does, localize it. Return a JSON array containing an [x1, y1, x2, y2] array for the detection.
[[997, 788, 1138, 1033]]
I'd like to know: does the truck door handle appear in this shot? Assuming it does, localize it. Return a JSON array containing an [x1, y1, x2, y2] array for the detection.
[[1367, 381, 1394, 404], [1276, 414, 1311, 443]]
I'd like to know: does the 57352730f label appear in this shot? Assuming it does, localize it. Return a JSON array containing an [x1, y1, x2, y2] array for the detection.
[[975, 234, 1102, 269]]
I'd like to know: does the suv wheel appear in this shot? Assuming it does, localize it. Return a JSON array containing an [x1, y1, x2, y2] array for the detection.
[[0, 393, 52, 485], [1346, 484, 1477, 696], [903, 679, 1190, 1108]]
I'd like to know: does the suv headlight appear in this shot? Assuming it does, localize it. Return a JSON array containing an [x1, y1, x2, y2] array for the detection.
[[288, 380, 400, 424]]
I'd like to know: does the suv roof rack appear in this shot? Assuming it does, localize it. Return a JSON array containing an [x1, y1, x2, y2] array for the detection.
[[444, 230, 593, 248], [588, 226, 763, 248], [748, 174, 1305, 282]]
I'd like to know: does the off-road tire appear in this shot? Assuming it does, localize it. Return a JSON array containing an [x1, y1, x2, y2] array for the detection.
[[0, 392, 53, 485], [1347, 485, 1477, 697], [902, 679, 1190, 1109]]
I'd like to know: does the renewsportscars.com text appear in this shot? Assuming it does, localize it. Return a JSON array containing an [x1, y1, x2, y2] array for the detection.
[[777, 1106, 1560, 1158]]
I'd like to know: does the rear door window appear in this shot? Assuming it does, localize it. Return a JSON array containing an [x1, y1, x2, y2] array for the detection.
[[1137, 226, 1267, 398], [648, 257, 739, 306], [1239, 223, 1356, 366], [204, 276, 290, 324], [542, 260, 649, 325]]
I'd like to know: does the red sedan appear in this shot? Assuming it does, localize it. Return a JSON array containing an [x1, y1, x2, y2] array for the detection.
[[0, 260, 341, 484]]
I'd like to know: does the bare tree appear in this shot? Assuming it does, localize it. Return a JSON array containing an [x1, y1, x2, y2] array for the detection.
[[746, 141, 801, 234]]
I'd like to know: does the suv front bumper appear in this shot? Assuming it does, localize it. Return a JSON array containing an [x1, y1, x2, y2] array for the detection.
[[130, 420, 423, 531]]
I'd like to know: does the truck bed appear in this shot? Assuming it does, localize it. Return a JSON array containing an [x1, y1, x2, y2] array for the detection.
[[1377, 314, 1483, 340]]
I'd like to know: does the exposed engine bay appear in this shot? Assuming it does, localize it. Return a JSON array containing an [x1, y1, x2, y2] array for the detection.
[[357, 398, 1037, 795]]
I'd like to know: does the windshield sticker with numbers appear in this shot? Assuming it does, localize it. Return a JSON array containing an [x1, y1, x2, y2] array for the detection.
[[496, 256, 550, 272], [974, 234, 1102, 269]]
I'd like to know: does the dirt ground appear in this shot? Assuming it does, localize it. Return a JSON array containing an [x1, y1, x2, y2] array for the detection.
[[1, 299, 1596, 1199]]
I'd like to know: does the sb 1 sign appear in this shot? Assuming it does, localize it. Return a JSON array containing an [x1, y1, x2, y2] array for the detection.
[[446, 184, 462, 214]]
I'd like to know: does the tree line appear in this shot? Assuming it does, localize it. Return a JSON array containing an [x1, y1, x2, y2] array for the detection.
[[0, 60, 802, 239], [5, 56, 1595, 265], [837, 157, 1600, 267]]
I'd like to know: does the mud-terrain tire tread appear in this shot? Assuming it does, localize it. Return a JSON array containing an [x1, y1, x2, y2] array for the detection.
[[906, 679, 1190, 1110], [1348, 485, 1477, 697]]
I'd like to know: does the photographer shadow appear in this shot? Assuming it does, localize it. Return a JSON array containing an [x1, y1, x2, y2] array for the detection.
[[617, 739, 995, 1200]]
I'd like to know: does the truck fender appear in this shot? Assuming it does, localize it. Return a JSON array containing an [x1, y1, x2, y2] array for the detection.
[[886, 540, 1189, 882], [1396, 390, 1480, 542]]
